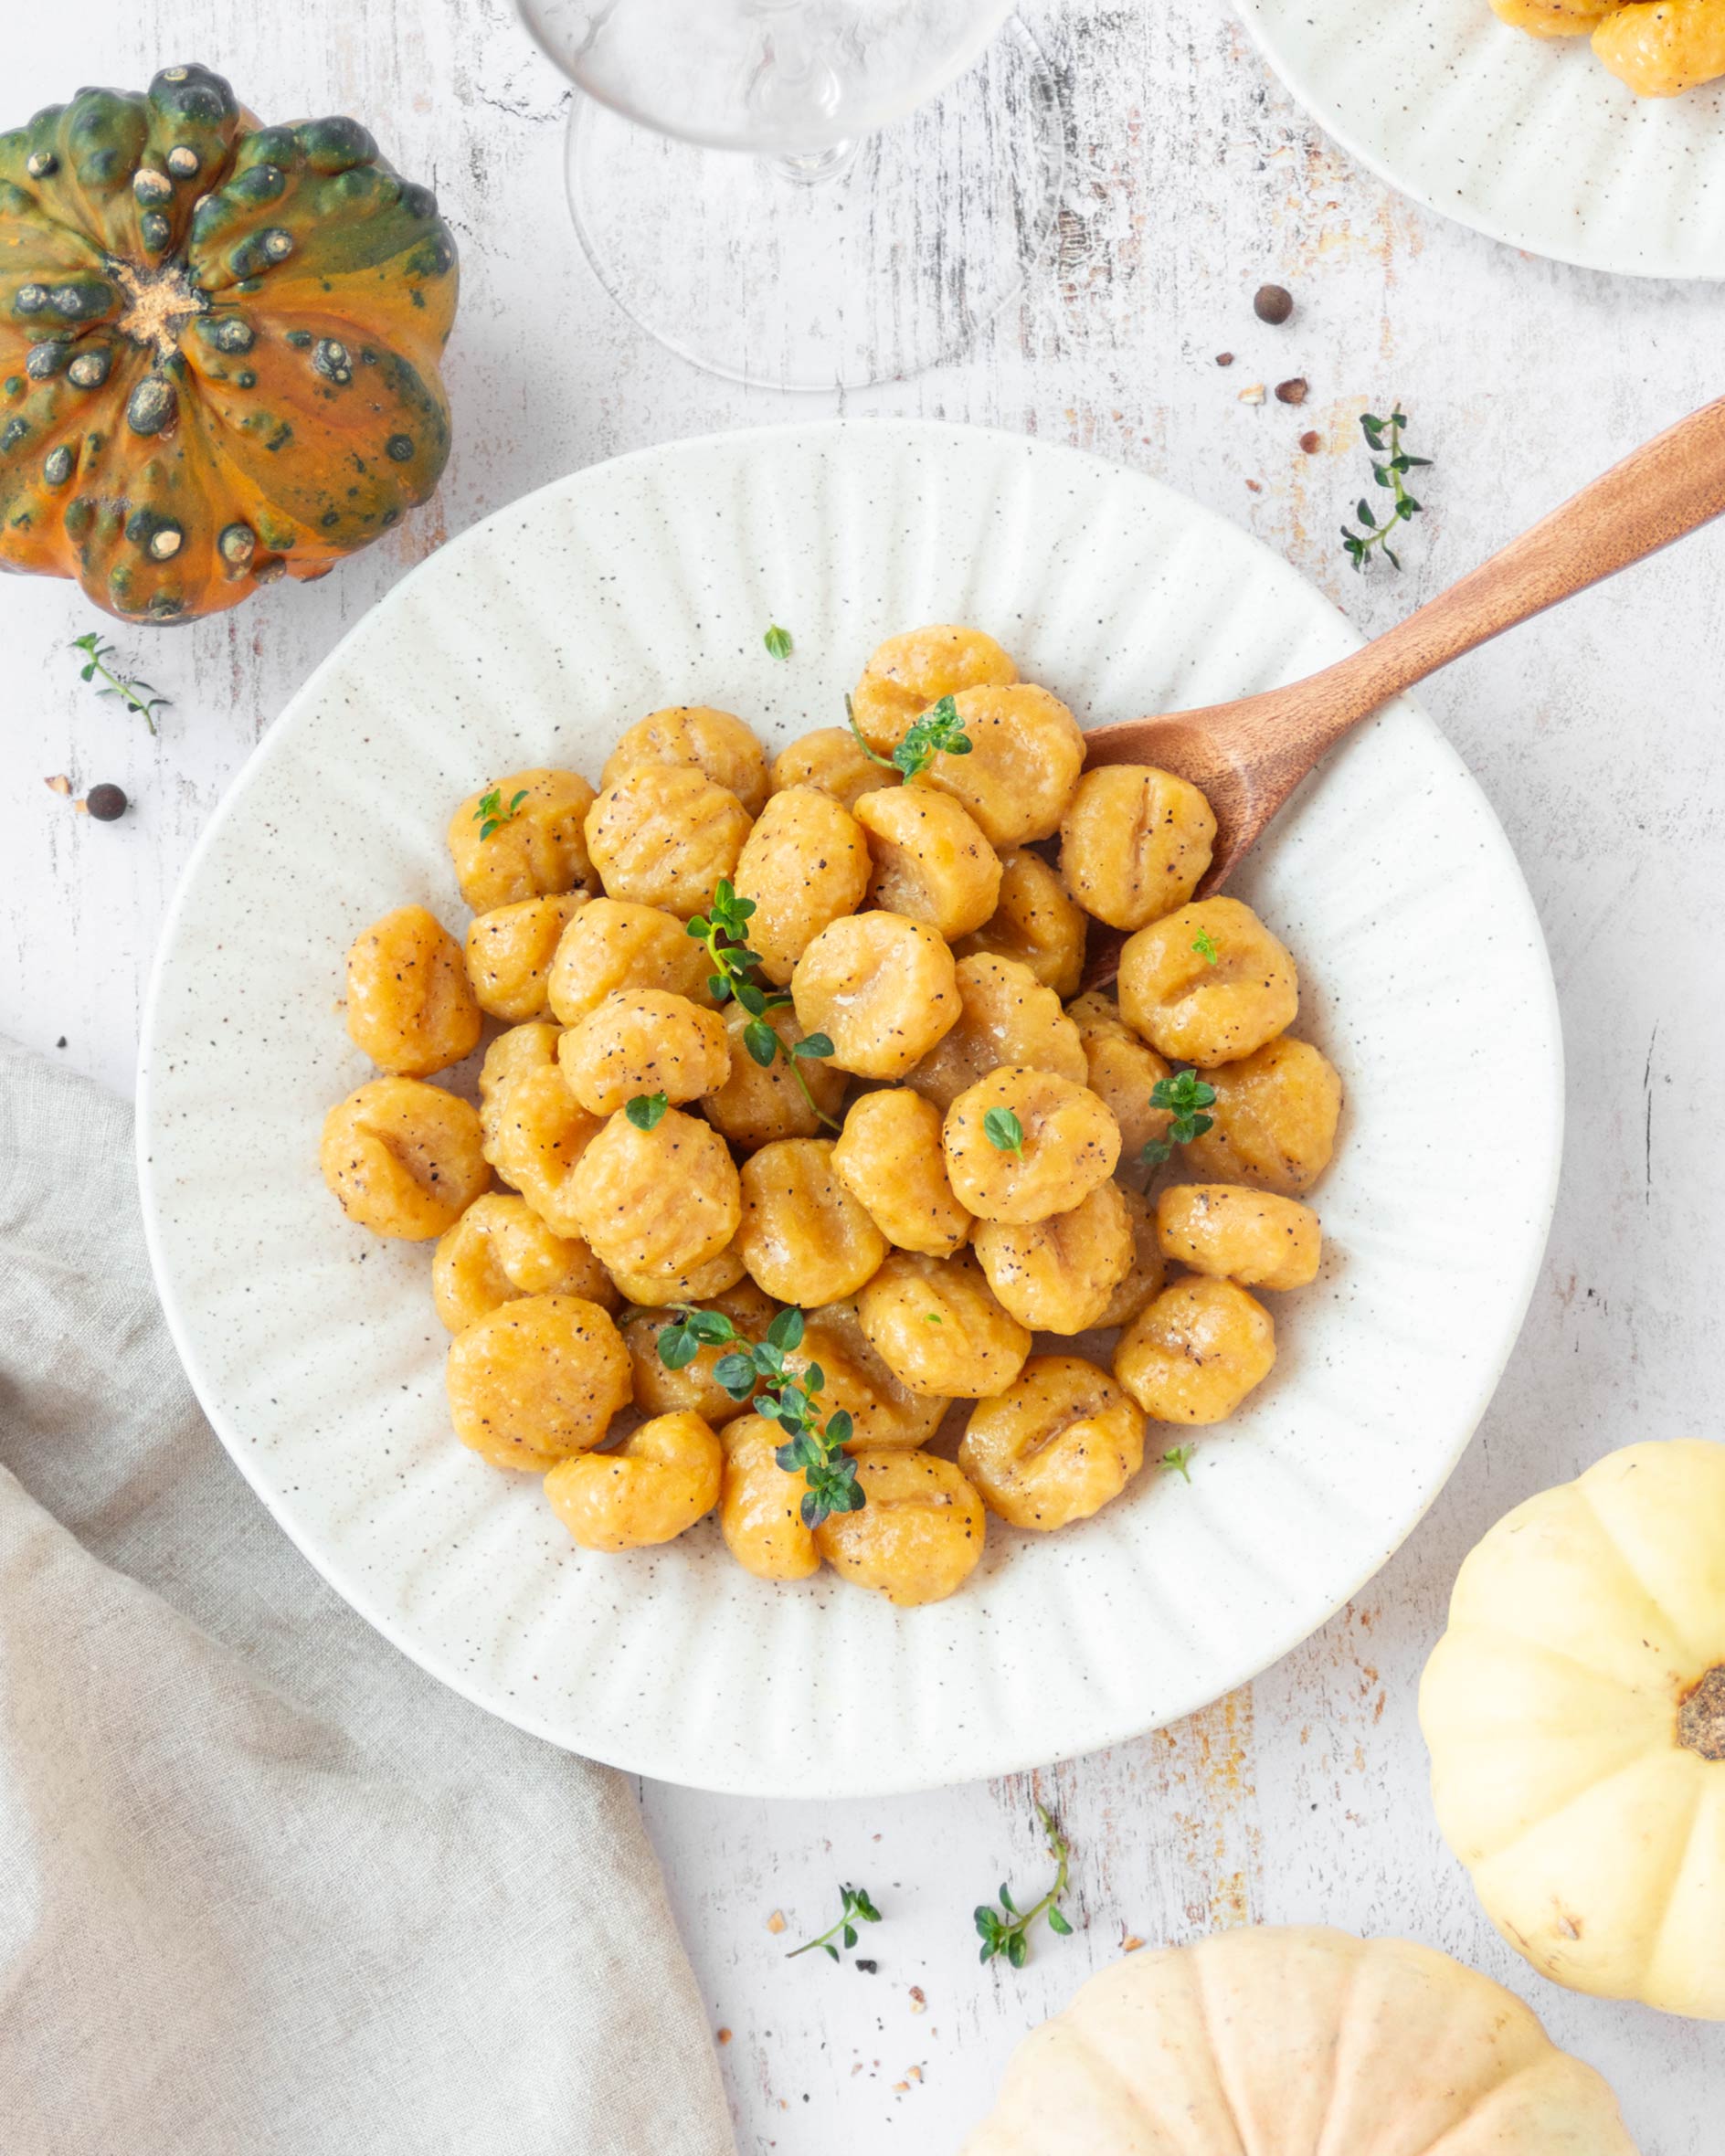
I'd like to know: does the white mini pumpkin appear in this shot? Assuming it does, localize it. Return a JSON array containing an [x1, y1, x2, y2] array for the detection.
[[1421, 1437, 1725, 2019], [962, 1925, 1635, 2155]]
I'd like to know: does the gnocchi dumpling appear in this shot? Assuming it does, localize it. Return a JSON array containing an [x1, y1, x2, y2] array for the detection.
[[915, 683, 1085, 849], [736, 1138, 888, 1305], [544, 1411, 723, 1551], [734, 783, 872, 986], [769, 725, 899, 813], [857, 1248, 1032, 1399], [952, 848, 1087, 1000], [1593, 0, 1725, 95], [854, 786, 1002, 942], [1059, 764, 1216, 931], [830, 1088, 973, 1257], [849, 623, 1018, 756], [943, 1067, 1120, 1225], [958, 1358, 1146, 1531], [1181, 1035, 1342, 1196], [972, 1178, 1133, 1334], [719, 1414, 820, 1580], [546, 896, 717, 1027], [584, 765, 753, 919], [464, 893, 587, 1023], [905, 953, 1087, 1115], [1065, 990, 1173, 1166], [345, 904, 482, 1076], [433, 1192, 617, 1333], [557, 989, 731, 1115], [445, 1292, 631, 1470], [791, 912, 959, 1080], [1093, 1185, 1169, 1330], [781, 1302, 949, 1452], [700, 1001, 848, 1150], [1155, 1184, 1322, 1292], [814, 1450, 986, 1606], [623, 1279, 779, 1425], [480, 1063, 604, 1241], [601, 705, 771, 818], [321, 1077, 490, 1241], [567, 1105, 742, 1275], [1113, 1274, 1275, 1426], [1117, 896, 1297, 1068], [448, 767, 598, 914]]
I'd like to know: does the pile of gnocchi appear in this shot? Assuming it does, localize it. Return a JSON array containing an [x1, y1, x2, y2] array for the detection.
[[1490, 0, 1725, 99], [319, 625, 1343, 1609]]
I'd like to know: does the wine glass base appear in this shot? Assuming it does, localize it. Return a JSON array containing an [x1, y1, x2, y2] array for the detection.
[[566, 18, 1064, 392]]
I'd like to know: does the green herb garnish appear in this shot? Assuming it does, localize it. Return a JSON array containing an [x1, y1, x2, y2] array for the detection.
[[764, 624, 793, 661], [1139, 1068, 1218, 1170], [1340, 408, 1432, 574], [975, 1806, 1074, 1970], [846, 692, 973, 782], [788, 1884, 881, 1961], [686, 880, 838, 1130], [70, 631, 169, 736], [657, 1303, 863, 1527], [474, 786, 529, 840], [1162, 1445, 1195, 1482], [983, 1106, 1025, 1161], [1191, 928, 1220, 966], [625, 1091, 669, 1131]]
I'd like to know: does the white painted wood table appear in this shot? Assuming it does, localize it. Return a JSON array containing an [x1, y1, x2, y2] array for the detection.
[[4, 5, 1721, 2151]]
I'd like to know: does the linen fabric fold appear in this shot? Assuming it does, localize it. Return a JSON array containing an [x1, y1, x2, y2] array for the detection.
[[0, 1041, 733, 2156]]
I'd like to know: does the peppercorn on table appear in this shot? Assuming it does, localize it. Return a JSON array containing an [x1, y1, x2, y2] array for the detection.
[[3, 7, 1720, 2154]]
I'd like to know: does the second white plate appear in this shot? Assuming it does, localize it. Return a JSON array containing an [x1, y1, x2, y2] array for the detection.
[[138, 419, 1562, 1797], [1236, 0, 1725, 279]]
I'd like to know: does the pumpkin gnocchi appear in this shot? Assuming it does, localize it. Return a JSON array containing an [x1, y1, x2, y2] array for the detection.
[[318, 620, 1345, 1601]]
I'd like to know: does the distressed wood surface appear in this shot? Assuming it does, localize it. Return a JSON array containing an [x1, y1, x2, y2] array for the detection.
[[4, 5, 1721, 2151]]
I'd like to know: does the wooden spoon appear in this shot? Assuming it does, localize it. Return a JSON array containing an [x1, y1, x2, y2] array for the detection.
[[1080, 392, 1725, 984]]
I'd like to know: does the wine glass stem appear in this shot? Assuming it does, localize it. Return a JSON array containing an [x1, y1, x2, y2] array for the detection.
[[770, 141, 858, 185]]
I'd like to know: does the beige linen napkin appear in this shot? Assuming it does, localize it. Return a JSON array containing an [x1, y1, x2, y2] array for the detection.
[[0, 1041, 734, 2156]]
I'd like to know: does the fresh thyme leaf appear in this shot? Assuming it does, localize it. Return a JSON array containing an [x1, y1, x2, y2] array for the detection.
[[983, 1106, 1025, 1161], [625, 1091, 669, 1131], [890, 693, 972, 781], [70, 630, 170, 737], [1340, 407, 1433, 573], [472, 786, 529, 842], [788, 1885, 882, 1961], [1162, 1445, 1195, 1482], [1191, 928, 1220, 966], [975, 1806, 1074, 1971], [743, 1017, 778, 1068], [764, 624, 793, 661], [792, 1032, 834, 1061], [1140, 1068, 1218, 1171]]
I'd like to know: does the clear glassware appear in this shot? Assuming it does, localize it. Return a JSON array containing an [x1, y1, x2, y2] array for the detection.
[[517, 0, 1064, 390]]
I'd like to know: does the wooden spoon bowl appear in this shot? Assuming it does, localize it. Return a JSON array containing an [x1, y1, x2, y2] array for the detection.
[[1080, 390, 1725, 985]]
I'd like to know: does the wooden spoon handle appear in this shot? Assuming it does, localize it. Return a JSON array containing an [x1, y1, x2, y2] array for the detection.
[[1285, 389, 1725, 743]]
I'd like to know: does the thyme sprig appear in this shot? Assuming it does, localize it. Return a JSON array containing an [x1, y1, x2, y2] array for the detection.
[[656, 1303, 863, 1527], [788, 1884, 881, 1961], [685, 880, 837, 1130], [1162, 1445, 1195, 1482], [474, 786, 529, 840], [1340, 408, 1433, 574], [70, 632, 169, 736], [1139, 1068, 1218, 1171], [846, 692, 973, 782], [975, 1805, 1074, 1970]]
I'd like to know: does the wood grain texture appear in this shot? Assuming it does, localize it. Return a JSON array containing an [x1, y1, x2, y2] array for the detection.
[[3, 6, 1720, 2154]]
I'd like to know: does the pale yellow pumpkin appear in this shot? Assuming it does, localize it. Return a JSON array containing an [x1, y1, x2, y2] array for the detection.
[[962, 1925, 1635, 2155], [1421, 1438, 1725, 2020]]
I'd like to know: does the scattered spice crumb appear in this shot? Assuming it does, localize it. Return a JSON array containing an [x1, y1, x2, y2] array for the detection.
[[716, 2028, 732, 2046], [1275, 377, 1308, 406], [1299, 430, 1321, 455], [1215, 352, 1233, 367], [855, 1959, 877, 1975], [908, 1986, 927, 2015], [1238, 385, 1265, 406], [766, 1910, 787, 1935], [45, 774, 70, 796], [908, 2066, 923, 2083], [1244, 479, 1263, 493], [893, 2082, 909, 2095], [55, 1037, 67, 1050], [1122, 1934, 1145, 1953], [851, 2063, 864, 2077], [1254, 281, 1294, 324]]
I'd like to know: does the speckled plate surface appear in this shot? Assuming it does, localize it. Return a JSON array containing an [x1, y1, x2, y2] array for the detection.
[[1235, 0, 1725, 279], [138, 420, 1562, 1799]]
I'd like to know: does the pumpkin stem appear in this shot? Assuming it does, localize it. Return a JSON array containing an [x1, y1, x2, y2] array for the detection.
[[1677, 1666, 1725, 1762], [111, 256, 206, 362]]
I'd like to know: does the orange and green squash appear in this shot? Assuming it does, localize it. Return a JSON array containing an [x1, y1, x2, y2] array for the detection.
[[0, 65, 457, 622]]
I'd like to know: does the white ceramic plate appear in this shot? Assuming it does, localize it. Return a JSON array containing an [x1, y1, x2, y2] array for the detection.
[[1235, 0, 1725, 279], [138, 420, 1561, 1799]]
